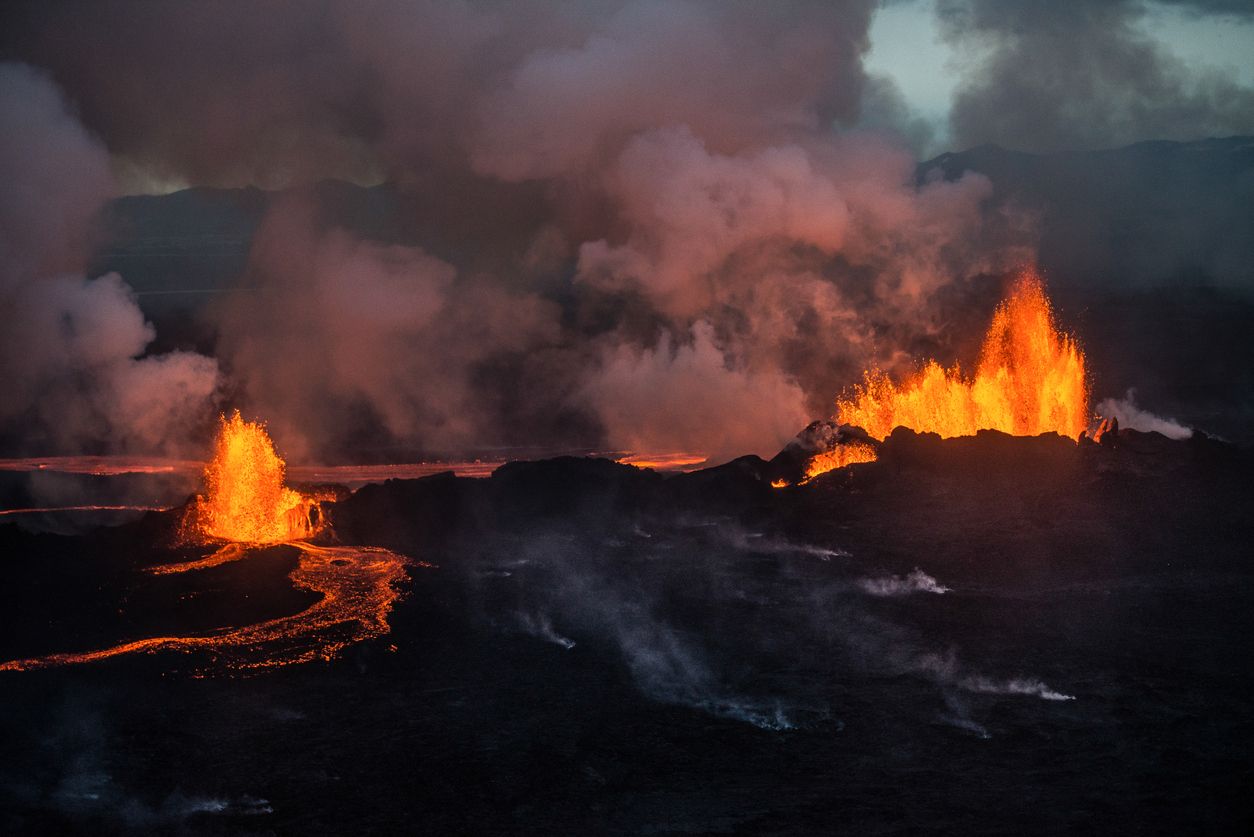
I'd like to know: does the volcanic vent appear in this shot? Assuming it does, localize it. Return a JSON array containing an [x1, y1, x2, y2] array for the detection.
[[797, 269, 1089, 482], [0, 414, 415, 673]]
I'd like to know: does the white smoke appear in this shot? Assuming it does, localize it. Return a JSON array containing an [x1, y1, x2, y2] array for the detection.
[[858, 569, 951, 597], [1095, 389, 1193, 440], [917, 652, 1075, 702], [516, 611, 576, 650], [960, 676, 1076, 702]]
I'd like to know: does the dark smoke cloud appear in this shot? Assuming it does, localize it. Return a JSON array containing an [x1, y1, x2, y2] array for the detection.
[[0, 63, 219, 457], [938, 0, 1254, 152]]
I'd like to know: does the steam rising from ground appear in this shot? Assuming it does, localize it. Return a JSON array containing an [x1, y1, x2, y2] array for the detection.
[[858, 569, 951, 596], [473, 519, 1071, 733], [1096, 389, 1193, 440]]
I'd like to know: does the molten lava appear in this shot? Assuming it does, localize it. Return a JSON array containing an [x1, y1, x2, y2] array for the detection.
[[0, 543, 416, 674], [1, 411, 421, 676], [837, 270, 1088, 441], [802, 442, 879, 482], [186, 411, 322, 543], [617, 452, 710, 471]]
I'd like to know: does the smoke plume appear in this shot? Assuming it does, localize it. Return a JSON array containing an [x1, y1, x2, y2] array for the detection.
[[0, 63, 218, 457], [4, 2, 1238, 459]]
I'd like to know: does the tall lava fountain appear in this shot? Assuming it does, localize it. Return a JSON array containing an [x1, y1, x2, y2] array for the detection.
[[838, 270, 1088, 441], [186, 411, 322, 544]]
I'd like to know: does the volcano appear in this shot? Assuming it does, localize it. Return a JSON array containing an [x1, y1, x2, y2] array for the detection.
[[2, 419, 1252, 834]]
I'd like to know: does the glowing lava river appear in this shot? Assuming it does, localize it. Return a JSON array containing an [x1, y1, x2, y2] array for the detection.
[[0, 412, 417, 675]]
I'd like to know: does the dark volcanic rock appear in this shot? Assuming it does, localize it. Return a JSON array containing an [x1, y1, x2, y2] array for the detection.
[[2, 429, 1253, 836]]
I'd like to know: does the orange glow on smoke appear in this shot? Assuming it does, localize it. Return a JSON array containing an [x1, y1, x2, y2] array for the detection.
[[802, 442, 879, 482], [187, 411, 322, 544], [837, 270, 1088, 442]]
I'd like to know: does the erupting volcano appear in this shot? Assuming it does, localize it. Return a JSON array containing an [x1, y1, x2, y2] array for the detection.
[[802, 270, 1088, 481], [0, 413, 416, 674], [186, 411, 324, 544], [839, 270, 1088, 442]]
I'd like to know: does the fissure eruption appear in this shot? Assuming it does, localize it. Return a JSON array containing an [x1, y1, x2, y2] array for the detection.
[[803, 269, 1089, 480]]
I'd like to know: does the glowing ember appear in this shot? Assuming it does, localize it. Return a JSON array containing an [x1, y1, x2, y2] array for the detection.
[[802, 442, 879, 482], [837, 270, 1088, 442], [186, 411, 323, 544], [0, 543, 415, 674]]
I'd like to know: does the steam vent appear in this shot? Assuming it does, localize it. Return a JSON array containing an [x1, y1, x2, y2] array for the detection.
[[3, 3, 1254, 834]]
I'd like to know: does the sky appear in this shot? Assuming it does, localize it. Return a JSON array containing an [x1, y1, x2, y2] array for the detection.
[[866, 0, 1254, 156]]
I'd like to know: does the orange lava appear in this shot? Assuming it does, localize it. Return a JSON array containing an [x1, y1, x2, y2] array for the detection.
[[617, 452, 709, 471], [802, 442, 879, 482], [0, 456, 505, 482], [0, 456, 198, 476], [0, 504, 168, 517], [289, 461, 504, 484], [0, 412, 422, 675], [0, 542, 412, 674], [185, 411, 323, 544], [837, 270, 1088, 442]]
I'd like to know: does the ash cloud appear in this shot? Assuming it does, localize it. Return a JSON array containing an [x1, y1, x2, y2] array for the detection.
[[0, 63, 219, 458], [937, 0, 1254, 152]]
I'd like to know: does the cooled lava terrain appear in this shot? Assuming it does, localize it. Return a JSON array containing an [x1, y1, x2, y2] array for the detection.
[[1, 427, 1252, 835]]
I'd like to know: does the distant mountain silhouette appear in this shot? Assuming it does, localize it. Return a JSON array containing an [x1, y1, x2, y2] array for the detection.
[[919, 136, 1254, 293]]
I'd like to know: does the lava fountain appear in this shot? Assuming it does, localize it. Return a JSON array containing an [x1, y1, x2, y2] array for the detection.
[[804, 270, 1088, 480], [839, 270, 1088, 441], [185, 410, 324, 544], [1, 413, 419, 675]]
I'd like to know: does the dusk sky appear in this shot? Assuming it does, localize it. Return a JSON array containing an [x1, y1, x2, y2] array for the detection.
[[865, 0, 1254, 155]]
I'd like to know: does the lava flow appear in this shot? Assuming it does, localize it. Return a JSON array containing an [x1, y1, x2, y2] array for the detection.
[[1, 413, 416, 675], [805, 270, 1088, 480], [802, 442, 879, 481]]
